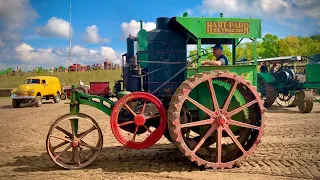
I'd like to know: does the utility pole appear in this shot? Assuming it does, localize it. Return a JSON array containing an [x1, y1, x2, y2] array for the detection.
[[69, 2, 73, 71]]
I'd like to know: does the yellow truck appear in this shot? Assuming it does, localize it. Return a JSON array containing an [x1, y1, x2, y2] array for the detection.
[[11, 76, 62, 108]]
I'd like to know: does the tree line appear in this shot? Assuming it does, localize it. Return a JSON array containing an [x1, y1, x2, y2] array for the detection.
[[189, 34, 320, 61]]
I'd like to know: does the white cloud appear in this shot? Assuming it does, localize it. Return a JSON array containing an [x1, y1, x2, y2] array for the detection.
[[121, 19, 156, 38], [0, 0, 37, 30], [100, 46, 120, 64], [36, 17, 71, 39], [199, 0, 320, 21], [11, 42, 121, 69], [200, 0, 293, 21], [84, 25, 110, 44], [186, 9, 193, 15], [15, 43, 61, 66], [0, 0, 37, 46], [69, 45, 120, 65]]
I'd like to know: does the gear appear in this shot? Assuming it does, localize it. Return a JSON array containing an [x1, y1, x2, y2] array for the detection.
[[167, 70, 265, 169]]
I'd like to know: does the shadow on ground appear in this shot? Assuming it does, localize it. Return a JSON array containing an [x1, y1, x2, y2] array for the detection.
[[0, 144, 208, 173], [0, 102, 54, 109]]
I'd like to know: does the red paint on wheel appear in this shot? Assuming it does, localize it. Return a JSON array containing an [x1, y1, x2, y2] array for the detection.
[[110, 92, 167, 149]]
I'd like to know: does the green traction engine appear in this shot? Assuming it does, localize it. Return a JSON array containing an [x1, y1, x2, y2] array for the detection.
[[46, 13, 265, 170], [257, 55, 320, 113]]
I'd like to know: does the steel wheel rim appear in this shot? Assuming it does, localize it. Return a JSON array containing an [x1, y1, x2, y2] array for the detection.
[[167, 71, 265, 169], [110, 92, 167, 149], [46, 113, 103, 169]]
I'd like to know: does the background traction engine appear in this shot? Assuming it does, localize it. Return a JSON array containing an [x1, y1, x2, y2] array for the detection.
[[257, 55, 320, 113], [45, 15, 265, 170]]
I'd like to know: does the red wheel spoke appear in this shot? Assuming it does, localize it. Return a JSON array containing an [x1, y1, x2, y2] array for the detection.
[[216, 126, 222, 163], [207, 80, 220, 111], [223, 125, 246, 153], [186, 96, 215, 117], [180, 119, 214, 128], [78, 126, 96, 140], [140, 101, 147, 114], [118, 121, 135, 127], [192, 123, 218, 153], [54, 144, 72, 160], [80, 140, 99, 150], [52, 141, 69, 150], [222, 80, 239, 112], [50, 135, 72, 143], [56, 126, 72, 137], [228, 119, 260, 130], [228, 99, 258, 117], [143, 125, 153, 134], [110, 92, 167, 149], [132, 126, 139, 141], [124, 103, 137, 117]]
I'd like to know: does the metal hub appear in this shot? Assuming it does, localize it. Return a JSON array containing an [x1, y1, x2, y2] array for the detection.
[[216, 115, 226, 126], [72, 140, 79, 147], [134, 115, 146, 126]]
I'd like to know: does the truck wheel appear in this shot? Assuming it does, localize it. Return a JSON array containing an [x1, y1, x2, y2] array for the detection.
[[53, 93, 60, 103], [35, 96, 42, 107], [60, 93, 67, 100], [12, 99, 20, 108]]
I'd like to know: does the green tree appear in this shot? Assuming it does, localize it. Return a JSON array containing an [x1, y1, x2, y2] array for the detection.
[[261, 34, 280, 58], [278, 36, 300, 56]]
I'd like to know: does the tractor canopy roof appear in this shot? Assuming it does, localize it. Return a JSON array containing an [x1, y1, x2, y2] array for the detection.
[[257, 56, 312, 64], [171, 14, 262, 44]]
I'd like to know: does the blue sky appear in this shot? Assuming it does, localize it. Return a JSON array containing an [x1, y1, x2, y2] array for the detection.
[[0, 0, 319, 70]]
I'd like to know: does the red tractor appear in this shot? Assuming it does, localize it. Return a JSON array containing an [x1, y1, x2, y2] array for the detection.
[[68, 64, 87, 72]]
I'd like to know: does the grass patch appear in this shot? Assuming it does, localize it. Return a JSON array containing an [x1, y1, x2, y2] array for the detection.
[[0, 70, 122, 89]]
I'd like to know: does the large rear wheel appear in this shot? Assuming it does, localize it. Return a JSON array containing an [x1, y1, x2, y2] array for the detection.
[[167, 71, 265, 169]]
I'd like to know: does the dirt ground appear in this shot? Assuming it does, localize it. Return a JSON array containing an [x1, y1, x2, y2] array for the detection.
[[0, 97, 319, 180]]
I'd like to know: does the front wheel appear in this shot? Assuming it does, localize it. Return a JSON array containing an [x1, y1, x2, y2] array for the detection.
[[46, 113, 103, 169], [53, 93, 60, 103], [297, 90, 314, 113], [12, 99, 21, 108], [60, 93, 67, 100], [35, 96, 42, 107]]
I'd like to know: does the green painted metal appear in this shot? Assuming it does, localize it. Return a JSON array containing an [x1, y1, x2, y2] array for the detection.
[[306, 64, 320, 83], [175, 17, 261, 39], [257, 72, 277, 84], [187, 65, 256, 83], [186, 65, 255, 133], [117, 91, 131, 99], [76, 92, 114, 116], [186, 80, 247, 134], [301, 83, 320, 89], [70, 85, 79, 135], [0, 68, 13, 75], [137, 29, 149, 68]]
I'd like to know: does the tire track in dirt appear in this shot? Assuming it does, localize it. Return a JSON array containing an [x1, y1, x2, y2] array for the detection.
[[1, 99, 320, 179]]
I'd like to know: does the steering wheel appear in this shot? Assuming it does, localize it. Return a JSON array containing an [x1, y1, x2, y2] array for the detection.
[[200, 48, 208, 56]]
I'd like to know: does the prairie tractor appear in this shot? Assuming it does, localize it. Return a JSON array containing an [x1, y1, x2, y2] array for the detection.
[[46, 13, 265, 170]]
